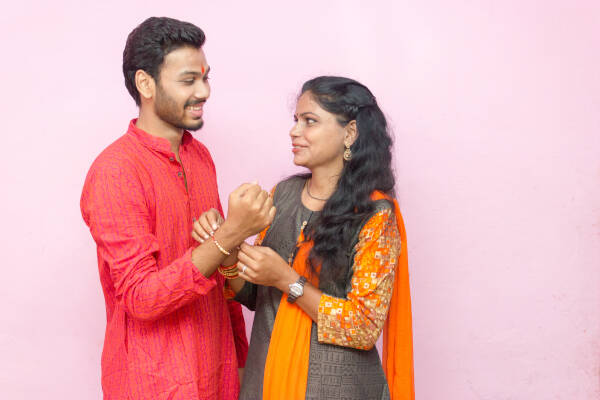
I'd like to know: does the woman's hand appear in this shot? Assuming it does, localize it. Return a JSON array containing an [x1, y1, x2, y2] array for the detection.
[[237, 242, 298, 291]]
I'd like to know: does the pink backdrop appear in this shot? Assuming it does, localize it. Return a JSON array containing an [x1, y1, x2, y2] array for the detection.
[[1, 1, 599, 399]]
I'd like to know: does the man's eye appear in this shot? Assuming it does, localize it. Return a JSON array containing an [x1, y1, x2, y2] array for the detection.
[[183, 79, 194, 85], [307, 118, 316, 124]]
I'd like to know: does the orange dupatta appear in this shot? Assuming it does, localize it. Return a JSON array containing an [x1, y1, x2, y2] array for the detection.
[[262, 192, 415, 399]]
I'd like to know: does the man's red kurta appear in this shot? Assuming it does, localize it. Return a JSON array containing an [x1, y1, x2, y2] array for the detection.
[[81, 120, 247, 400]]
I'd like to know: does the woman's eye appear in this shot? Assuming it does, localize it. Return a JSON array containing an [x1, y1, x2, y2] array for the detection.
[[307, 118, 316, 124], [183, 79, 194, 85]]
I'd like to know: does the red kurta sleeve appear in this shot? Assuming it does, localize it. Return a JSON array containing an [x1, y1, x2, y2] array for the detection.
[[81, 158, 217, 322], [227, 299, 248, 367], [215, 199, 249, 367]]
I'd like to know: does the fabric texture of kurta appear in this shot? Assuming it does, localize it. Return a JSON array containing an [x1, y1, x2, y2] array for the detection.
[[80, 119, 248, 400]]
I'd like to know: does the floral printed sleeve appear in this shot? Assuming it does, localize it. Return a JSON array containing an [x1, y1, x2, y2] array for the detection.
[[317, 208, 400, 350]]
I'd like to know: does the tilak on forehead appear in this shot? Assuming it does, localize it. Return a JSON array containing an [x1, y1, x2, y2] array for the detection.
[[201, 65, 205, 75]]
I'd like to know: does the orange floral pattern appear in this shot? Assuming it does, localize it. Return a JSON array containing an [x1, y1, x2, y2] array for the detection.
[[317, 208, 400, 350]]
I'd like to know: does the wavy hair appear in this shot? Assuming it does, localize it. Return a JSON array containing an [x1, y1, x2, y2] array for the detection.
[[301, 76, 396, 292]]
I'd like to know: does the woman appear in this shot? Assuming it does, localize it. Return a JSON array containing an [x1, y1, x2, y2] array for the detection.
[[193, 76, 414, 399]]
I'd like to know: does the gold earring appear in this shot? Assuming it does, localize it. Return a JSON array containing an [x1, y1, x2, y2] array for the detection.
[[343, 144, 352, 161]]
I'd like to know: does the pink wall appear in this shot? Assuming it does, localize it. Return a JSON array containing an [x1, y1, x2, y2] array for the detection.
[[1, 1, 599, 398]]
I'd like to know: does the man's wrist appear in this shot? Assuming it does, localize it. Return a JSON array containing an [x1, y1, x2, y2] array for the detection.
[[213, 221, 245, 251], [222, 249, 239, 267]]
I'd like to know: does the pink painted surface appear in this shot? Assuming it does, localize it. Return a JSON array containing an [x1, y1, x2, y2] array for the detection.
[[1, 1, 599, 399]]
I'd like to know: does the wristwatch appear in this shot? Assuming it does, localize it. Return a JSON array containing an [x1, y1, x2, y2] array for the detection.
[[287, 276, 307, 303]]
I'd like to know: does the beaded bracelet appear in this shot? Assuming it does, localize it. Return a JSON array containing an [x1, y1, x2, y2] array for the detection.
[[211, 235, 231, 256]]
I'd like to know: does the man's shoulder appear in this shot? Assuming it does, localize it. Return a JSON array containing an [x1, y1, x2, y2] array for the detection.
[[94, 133, 139, 166], [85, 133, 141, 182], [81, 134, 142, 220]]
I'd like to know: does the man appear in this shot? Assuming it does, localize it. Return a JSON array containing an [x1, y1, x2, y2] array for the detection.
[[80, 17, 273, 399]]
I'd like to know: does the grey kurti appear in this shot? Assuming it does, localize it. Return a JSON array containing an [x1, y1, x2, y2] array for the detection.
[[235, 176, 391, 400]]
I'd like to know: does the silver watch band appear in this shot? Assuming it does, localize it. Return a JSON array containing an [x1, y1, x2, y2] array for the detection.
[[287, 276, 307, 303]]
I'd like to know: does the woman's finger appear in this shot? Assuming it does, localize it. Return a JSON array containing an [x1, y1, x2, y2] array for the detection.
[[238, 262, 256, 282], [237, 249, 258, 266], [239, 242, 262, 260]]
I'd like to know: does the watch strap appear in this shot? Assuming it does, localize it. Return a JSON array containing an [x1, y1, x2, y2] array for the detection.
[[287, 276, 307, 303]]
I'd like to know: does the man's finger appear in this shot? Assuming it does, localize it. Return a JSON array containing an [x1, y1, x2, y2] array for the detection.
[[191, 230, 204, 244], [199, 214, 215, 236], [194, 219, 211, 239], [242, 183, 261, 200], [263, 196, 273, 210], [231, 182, 254, 198], [267, 206, 276, 222], [206, 210, 220, 231]]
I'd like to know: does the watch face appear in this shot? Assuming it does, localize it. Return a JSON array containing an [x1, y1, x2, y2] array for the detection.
[[289, 283, 303, 297]]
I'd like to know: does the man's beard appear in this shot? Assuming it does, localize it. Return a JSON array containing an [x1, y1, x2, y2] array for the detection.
[[154, 84, 204, 131]]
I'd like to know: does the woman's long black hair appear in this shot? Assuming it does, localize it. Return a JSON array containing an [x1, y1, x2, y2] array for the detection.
[[301, 76, 396, 291]]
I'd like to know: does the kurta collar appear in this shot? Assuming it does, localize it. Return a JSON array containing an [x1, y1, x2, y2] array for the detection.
[[126, 118, 192, 156]]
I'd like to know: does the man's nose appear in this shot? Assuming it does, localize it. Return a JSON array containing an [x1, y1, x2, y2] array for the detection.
[[195, 81, 210, 100]]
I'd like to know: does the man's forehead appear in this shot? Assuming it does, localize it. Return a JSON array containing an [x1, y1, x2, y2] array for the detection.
[[162, 46, 207, 72]]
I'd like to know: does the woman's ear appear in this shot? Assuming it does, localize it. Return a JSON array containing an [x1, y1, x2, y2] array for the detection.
[[344, 120, 358, 147]]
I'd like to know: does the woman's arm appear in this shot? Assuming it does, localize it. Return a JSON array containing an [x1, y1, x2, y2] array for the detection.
[[237, 207, 400, 350], [237, 245, 321, 321], [316, 208, 400, 350]]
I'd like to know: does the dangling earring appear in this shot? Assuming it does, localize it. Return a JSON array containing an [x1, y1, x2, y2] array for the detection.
[[343, 143, 352, 161]]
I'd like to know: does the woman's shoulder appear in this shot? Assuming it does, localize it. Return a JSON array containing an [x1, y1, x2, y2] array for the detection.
[[372, 197, 394, 215], [272, 174, 308, 202]]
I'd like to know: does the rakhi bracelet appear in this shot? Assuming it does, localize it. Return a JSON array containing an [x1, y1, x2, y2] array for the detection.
[[211, 235, 231, 256]]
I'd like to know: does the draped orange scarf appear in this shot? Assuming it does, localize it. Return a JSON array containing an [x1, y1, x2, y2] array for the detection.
[[262, 192, 415, 399]]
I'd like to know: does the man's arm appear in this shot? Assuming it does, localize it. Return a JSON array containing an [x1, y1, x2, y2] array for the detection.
[[81, 161, 273, 322]]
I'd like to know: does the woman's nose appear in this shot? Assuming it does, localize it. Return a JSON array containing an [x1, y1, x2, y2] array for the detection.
[[289, 123, 301, 138]]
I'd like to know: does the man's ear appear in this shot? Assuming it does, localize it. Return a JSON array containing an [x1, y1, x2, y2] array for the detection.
[[135, 70, 155, 101], [344, 120, 358, 147]]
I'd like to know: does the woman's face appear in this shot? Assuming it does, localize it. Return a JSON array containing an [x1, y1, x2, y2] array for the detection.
[[290, 92, 353, 170]]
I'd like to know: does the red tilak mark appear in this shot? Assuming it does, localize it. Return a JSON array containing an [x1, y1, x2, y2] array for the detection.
[[201, 66, 205, 74]]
